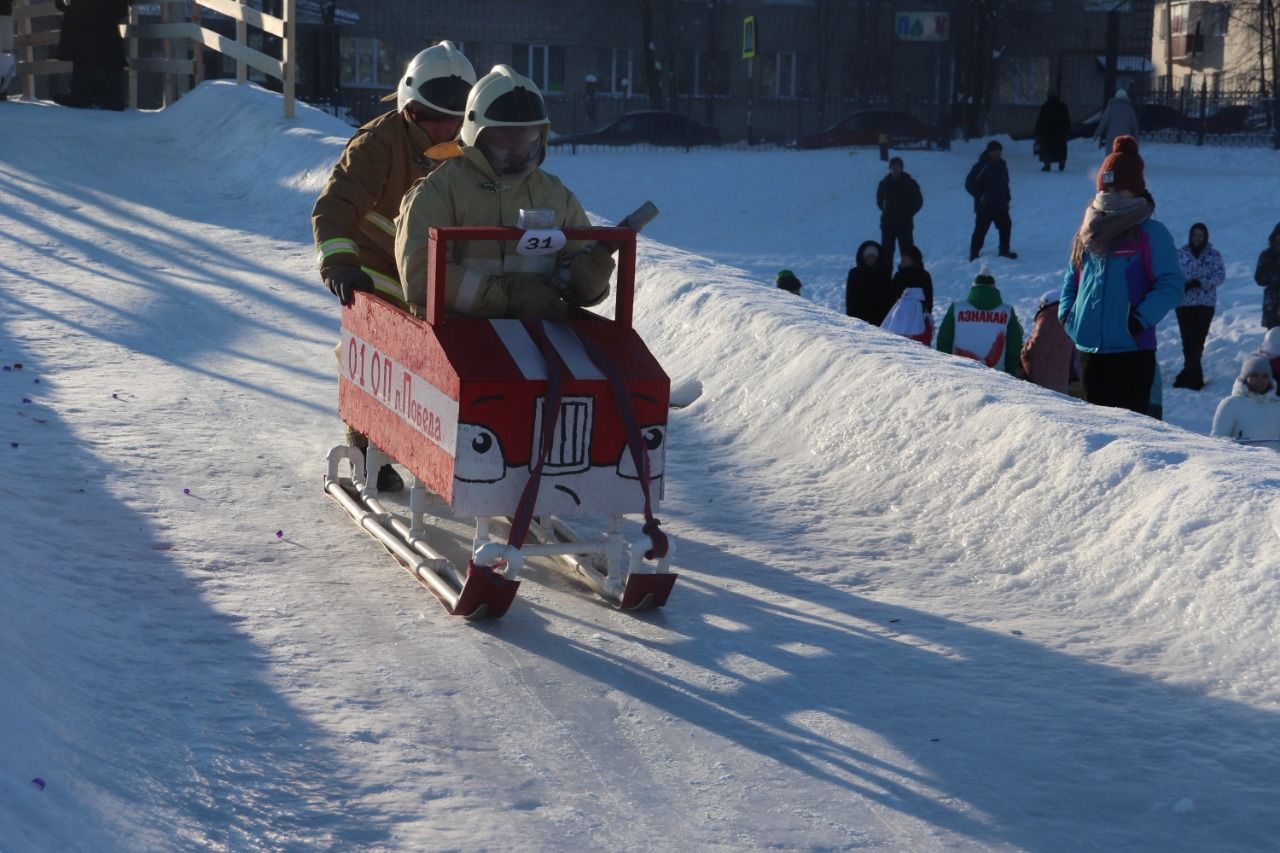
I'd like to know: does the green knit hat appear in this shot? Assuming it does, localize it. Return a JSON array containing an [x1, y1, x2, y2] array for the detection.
[[973, 266, 996, 286]]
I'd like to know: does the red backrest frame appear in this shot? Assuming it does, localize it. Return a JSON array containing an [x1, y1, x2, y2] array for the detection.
[[425, 226, 637, 331]]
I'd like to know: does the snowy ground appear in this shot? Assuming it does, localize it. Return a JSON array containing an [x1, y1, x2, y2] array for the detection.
[[2, 81, 1279, 851]]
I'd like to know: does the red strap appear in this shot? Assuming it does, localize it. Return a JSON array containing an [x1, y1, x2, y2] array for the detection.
[[575, 329, 668, 561], [504, 319, 566, 551]]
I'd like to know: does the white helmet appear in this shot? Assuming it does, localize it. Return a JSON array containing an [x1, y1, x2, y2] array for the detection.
[[396, 41, 476, 115], [460, 65, 550, 148]]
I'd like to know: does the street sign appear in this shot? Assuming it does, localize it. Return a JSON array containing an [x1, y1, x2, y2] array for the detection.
[[895, 12, 950, 42], [742, 16, 757, 59]]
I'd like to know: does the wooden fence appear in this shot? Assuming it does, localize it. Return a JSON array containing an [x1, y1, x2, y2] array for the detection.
[[10, 0, 297, 117]]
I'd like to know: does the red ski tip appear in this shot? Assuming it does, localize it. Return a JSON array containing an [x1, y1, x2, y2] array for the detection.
[[618, 573, 678, 611], [452, 560, 521, 619]]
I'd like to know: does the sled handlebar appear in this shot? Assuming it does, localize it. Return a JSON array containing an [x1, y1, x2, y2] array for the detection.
[[426, 226, 638, 330]]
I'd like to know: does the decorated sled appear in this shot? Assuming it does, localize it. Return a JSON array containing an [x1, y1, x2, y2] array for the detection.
[[324, 226, 676, 618]]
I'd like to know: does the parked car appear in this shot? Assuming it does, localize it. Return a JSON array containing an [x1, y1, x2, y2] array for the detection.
[[793, 109, 941, 149], [549, 111, 720, 147], [1068, 103, 1192, 140], [1196, 104, 1258, 134]]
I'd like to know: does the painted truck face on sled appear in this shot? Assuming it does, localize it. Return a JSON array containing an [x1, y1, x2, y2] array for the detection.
[[448, 317, 668, 516], [337, 228, 669, 519]]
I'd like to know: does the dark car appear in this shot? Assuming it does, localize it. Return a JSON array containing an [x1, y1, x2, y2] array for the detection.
[[549, 111, 720, 148], [1068, 103, 1192, 140], [1196, 104, 1257, 134], [795, 109, 940, 149]]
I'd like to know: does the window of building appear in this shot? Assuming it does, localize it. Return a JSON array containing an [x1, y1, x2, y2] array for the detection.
[[760, 51, 798, 98], [676, 50, 730, 97], [512, 44, 566, 94], [997, 56, 1049, 106], [340, 37, 395, 87], [597, 47, 634, 96]]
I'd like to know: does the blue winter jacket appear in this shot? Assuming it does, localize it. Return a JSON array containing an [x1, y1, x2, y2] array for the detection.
[[1059, 219, 1183, 353]]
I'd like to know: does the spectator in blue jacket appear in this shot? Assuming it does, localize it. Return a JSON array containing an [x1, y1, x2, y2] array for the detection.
[[1059, 136, 1183, 415], [1173, 222, 1224, 390]]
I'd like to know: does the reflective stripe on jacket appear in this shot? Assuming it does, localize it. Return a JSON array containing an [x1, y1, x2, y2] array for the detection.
[[311, 110, 451, 303]]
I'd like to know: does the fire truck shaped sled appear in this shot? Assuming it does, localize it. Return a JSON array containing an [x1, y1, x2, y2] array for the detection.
[[324, 226, 676, 618]]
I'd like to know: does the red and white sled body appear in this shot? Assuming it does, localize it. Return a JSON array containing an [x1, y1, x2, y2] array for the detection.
[[324, 226, 677, 618]]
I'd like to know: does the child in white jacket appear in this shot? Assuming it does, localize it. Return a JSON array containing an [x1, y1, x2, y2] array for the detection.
[[1211, 354, 1280, 445]]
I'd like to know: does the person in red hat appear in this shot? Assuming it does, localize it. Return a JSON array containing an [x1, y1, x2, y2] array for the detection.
[[1058, 136, 1183, 415]]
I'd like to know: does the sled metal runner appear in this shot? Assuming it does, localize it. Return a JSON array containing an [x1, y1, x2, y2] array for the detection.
[[324, 225, 676, 618]]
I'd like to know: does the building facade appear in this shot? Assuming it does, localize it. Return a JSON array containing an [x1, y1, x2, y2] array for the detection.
[[307, 1, 1161, 141]]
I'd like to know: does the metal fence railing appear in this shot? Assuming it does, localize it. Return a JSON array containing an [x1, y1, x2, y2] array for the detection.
[[1122, 84, 1280, 148], [321, 88, 1280, 151]]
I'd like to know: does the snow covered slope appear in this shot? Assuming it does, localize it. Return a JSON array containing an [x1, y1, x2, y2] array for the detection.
[[2, 82, 1279, 851]]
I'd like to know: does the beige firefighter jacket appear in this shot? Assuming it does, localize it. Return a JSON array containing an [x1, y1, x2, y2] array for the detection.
[[395, 146, 614, 319], [311, 109, 456, 306]]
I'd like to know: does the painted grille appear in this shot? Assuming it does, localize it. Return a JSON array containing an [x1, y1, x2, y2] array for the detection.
[[532, 396, 593, 474]]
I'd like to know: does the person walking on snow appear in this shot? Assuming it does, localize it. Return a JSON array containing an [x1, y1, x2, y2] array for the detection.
[[1059, 136, 1183, 415], [1021, 289, 1076, 393], [1034, 92, 1071, 172], [937, 267, 1023, 376], [965, 140, 1016, 261], [1254, 222, 1280, 329], [1096, 89, 1139, 151], [1172, 222, 1224, 390], [395, 65, 616, 320], [1210, 354, 1280, 444], [876, 156, 923, 269], [312, 40, 477, 492]]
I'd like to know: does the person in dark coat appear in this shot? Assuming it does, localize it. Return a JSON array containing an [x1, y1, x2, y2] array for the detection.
[[875, 156, 923, 269], [889, 244, 933, 317], [965, 140, 1016, 261], [845, 240, 894, 325], [54, 0, 131, 110], [1033, 93, 1071, 172], [886, 245, 934, 344], [1255, 222, 1280, 329]]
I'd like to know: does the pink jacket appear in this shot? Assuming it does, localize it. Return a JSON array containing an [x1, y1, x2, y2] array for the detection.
[[1021, 306, 1075, 393]]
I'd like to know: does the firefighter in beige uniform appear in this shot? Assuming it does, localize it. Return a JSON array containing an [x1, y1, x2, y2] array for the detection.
[[395, 65, 615, 321], [313, 41, 476, 491]]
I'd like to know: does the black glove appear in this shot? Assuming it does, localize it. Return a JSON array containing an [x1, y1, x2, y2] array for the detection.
[[325, 267, 374, 307], [1185, 278, 1201, 290], [1127, 310, 1144, 337]]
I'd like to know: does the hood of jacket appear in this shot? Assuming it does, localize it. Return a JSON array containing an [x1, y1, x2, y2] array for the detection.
[[1231, 378, 1279, 399], [855, 239, 882, 268], [965, 284, 1006, 309]]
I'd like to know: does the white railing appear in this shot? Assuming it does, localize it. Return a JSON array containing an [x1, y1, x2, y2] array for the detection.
[[10, 0, 296, 117]]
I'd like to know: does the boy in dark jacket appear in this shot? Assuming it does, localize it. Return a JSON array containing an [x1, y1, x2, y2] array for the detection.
[[965, 140, 1016, 261]]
